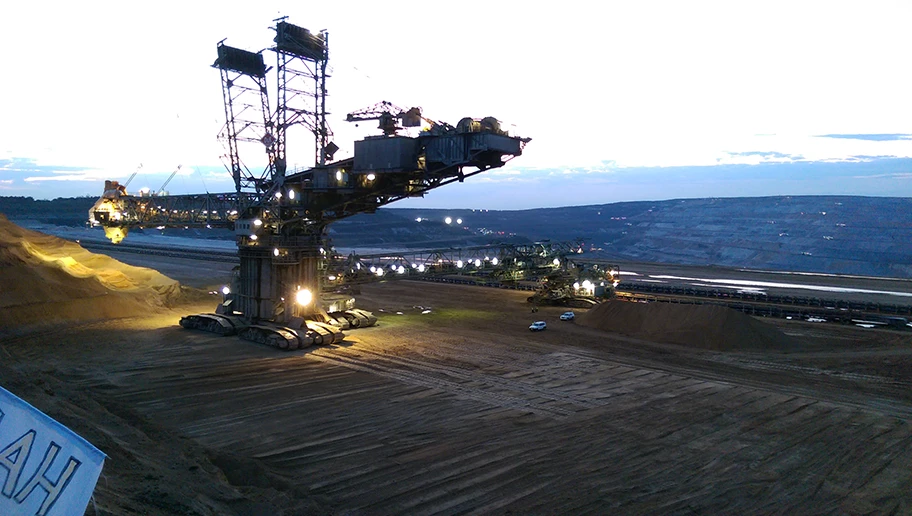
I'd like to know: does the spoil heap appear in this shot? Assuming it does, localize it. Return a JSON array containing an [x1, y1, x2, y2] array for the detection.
[[0, 214, 182, 330], [577, 300, 796, 351]]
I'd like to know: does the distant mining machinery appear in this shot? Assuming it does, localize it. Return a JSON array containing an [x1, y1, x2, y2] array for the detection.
[[323, 241, 620, 307], [528, 260, 620, 308], [88, 19, 530, 350]]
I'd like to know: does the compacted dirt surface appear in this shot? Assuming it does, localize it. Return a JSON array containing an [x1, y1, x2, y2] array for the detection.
[[2, 221, 912, 515]]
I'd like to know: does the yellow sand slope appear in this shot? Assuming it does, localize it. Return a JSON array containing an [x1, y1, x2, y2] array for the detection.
[[0, 214, 182, 329]]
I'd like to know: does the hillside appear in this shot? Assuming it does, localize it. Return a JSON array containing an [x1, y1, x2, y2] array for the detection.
[[2, 195, 910, 278], [393, 196, 912, 278]]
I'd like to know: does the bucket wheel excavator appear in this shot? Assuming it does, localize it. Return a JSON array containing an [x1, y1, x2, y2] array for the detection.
[[88, 19, 529, 350]]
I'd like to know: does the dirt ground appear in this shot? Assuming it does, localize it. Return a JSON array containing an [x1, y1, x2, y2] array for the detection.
[[3, 233, 912, 514]]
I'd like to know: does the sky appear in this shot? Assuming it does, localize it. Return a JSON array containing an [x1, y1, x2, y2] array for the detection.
[[1, 0, 911, 209]]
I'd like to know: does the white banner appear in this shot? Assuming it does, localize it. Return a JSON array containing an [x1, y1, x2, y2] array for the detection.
[[0, 386, 105, 516]]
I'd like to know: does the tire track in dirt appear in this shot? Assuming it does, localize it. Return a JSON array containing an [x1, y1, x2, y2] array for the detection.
[[326, 347, 618, 410], [308, 350, 576, 418], [550, 345, 912, 419], [708, 355, 912, 386], [309, 343, 766, 424]]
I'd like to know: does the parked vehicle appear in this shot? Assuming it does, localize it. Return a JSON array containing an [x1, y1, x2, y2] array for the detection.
[[529, 321, 547, 331], [560, 311, 575, 321]]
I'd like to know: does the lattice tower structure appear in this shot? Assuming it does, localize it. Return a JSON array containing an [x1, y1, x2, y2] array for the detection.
[[212, 43, 276, 196], [273, 20, 333, 173]]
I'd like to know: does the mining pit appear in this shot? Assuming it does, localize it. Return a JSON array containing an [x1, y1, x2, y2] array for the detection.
[[2, 217, 911, 515]]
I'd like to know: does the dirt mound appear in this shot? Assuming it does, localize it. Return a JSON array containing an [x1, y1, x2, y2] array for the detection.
[[0, 213, 183, 330], [577, 300, 796, 351]]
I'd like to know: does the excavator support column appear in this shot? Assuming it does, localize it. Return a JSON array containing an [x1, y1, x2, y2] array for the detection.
[[236, 245, 275, 321], [272, 241, 325, 322], [236, 230, 326, 323]]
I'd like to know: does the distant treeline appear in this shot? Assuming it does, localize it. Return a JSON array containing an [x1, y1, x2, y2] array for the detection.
[[0, 196, 96, 226]]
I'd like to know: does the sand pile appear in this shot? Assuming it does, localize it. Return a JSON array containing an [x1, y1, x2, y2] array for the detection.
[[577, 300, 796, 351], [0, 213, 183, 330]]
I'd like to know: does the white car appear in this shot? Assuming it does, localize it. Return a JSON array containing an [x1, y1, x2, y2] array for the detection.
[[529, 321, 547, 331], [560, 311, 575, 321]]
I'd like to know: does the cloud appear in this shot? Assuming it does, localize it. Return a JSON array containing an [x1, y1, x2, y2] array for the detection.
[[201, 170, 233, 180], [1, 157, 108, 183], [0, 157, 234, 198], [722, 151, 805, 164], [852, 172, 912, 180], [473, 175, 533, 184], [817, 134, 912, 141], [728, 151, 804, 160], [844, 155, 901, 162], [24, 174, 101, 182]]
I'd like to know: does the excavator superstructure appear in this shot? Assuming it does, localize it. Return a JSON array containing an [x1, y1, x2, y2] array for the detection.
[[88, 19, 529, 349]]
